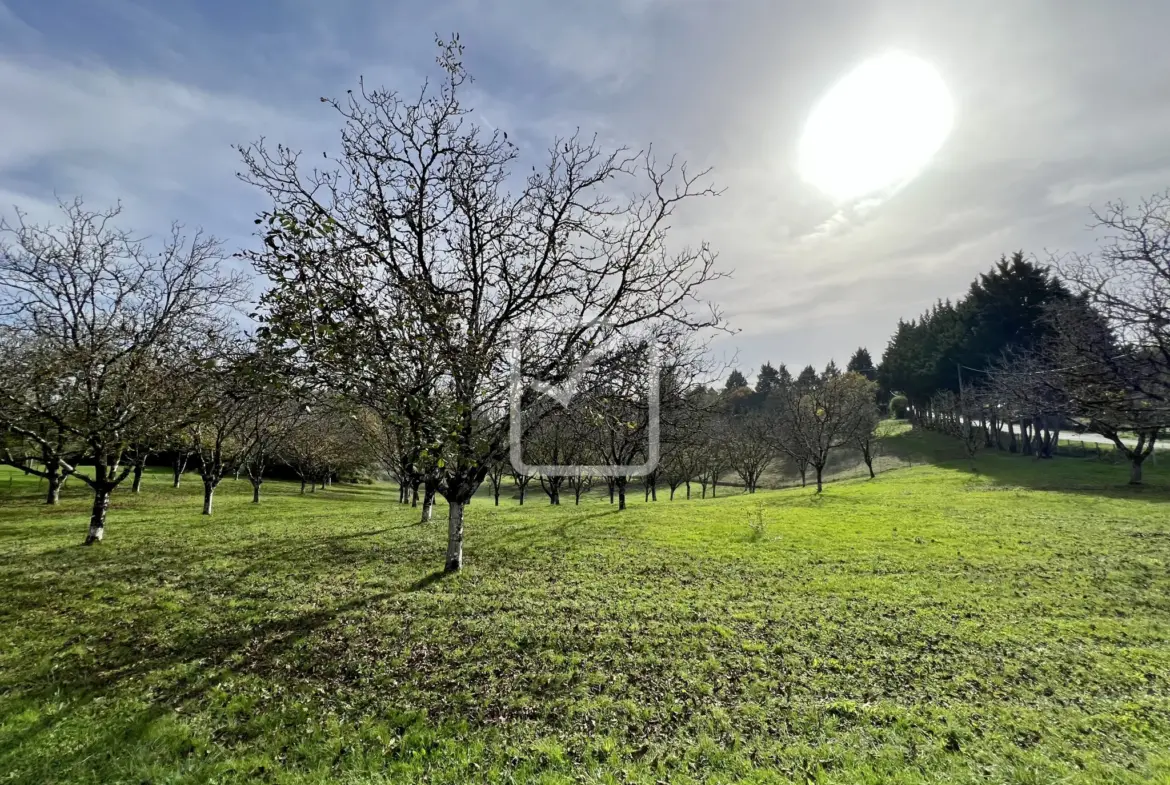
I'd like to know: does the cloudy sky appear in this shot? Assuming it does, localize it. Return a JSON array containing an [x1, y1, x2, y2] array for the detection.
[[3, 0, 1169, 382]]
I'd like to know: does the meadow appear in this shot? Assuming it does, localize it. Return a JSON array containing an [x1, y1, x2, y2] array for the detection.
[[1, 426, 1169, 784]]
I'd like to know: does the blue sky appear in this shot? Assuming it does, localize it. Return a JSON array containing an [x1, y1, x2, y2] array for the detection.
[[4, 0, 1170, 377]]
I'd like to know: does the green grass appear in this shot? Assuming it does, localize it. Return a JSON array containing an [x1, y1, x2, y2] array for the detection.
[[2, 427, 1170, 784]]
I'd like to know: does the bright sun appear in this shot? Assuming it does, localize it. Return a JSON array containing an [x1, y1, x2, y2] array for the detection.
[[797, 52, 954, 204]]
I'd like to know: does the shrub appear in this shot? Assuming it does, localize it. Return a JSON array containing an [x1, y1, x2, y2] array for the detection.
[[888, 394, 909, 419]]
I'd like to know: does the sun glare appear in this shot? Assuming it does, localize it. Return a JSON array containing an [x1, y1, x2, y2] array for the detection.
[[797, 52, 954, 204]]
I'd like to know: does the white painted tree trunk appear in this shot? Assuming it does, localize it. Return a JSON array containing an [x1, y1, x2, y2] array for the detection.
[[445, 501, 464, 572], [46, 473, 62, 505], [85, 487, 110, 545], [202, 481, 215, 515]]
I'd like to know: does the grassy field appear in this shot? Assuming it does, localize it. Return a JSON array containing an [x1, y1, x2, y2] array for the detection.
[[2, 426, 1169, 784]]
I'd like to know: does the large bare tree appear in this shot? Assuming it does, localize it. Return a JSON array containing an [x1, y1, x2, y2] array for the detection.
[[239, 38, 726, 570]]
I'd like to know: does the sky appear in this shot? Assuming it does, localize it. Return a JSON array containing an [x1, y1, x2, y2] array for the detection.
[[3, 0, 1170, 384]]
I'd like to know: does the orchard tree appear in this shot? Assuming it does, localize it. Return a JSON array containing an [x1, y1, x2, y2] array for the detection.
[[726, 411, 773, 493], [1047, 191, 1170, 481], [0, 365, 79, 504], [186, 343, 259, 515], [0, 199, 243, 542], [775, 371, 877, 492], [239, 38, 725, 570], [848, 402, 882, 478]]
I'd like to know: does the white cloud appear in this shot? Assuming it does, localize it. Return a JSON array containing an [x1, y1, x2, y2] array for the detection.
[[0, 56, 332, 239]]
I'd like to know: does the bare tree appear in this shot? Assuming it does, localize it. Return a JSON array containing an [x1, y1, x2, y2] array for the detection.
[[510, 465, 534, 505], [0, 377, 79, 504], [0, 199, 244, 542], [774, 371, 877, 492], [239, 37, 726, 570], [1042, 193, 1170, 482], [565, 468, 594, 505], [849, 405, 882, 478], [1039, 304, 1164, 483], [726, 411, 773, 493], [1058, 193, 1170, 402], [932, 389, 985, 470], [484, 453, 508, 505], [187, 344, 256, 515]]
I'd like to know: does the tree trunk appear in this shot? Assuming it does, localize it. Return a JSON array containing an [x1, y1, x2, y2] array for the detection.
[[132, 458, 146, 493], [445, 501, 464, 572], [421, 484, 435, 523], [411, 483, 419, 507], [670, 486, 676, 500], [172, 454, 187, 488], [251, 479, 262, 504], [815, 465, 824, 493], [650, 483, 657, 501], [45, 468, 62, 505], [300, 478, 306, 494], [608, 479, 615, 504], [202, 480, 215, 515], [84, 485, 111, 545], [519, 484, 526, 505], [617, 479, 627, 510], [864, 455, 875, 479], [1130, 457, 1144, 485], [685, 481, 691, 500]]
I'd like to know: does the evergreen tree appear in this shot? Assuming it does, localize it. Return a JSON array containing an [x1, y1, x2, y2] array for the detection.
[[847, 347, 876, 380], [724, 369, 749, 392], [796, 364, 818, 388], [755, 363, 781, 395]]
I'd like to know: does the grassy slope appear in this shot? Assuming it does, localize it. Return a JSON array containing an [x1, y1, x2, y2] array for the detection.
[[1, 426, 1169, 784]]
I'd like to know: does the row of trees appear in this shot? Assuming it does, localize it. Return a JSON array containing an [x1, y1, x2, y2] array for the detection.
[[878, 195, 1170, 483], [477, 360, 882, 509], [0, 200, 384, 534], [1, 38, 731, 571]]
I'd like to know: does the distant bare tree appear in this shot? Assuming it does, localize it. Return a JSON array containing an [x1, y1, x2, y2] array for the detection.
[[774, 371, 877, 492], [726, 412, 773, 493], [848, 403, 882, 478], [510, 465, 534, 506], [484, 454, 508, 506]]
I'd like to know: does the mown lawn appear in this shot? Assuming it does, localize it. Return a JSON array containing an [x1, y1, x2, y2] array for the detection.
[[2, 427, 1169, 784]]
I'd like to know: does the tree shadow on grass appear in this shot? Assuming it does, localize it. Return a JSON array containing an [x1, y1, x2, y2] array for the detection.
[[409, 570, 450, 592], [0, 573, 428, 773], [880, 426, 1170, 504]]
